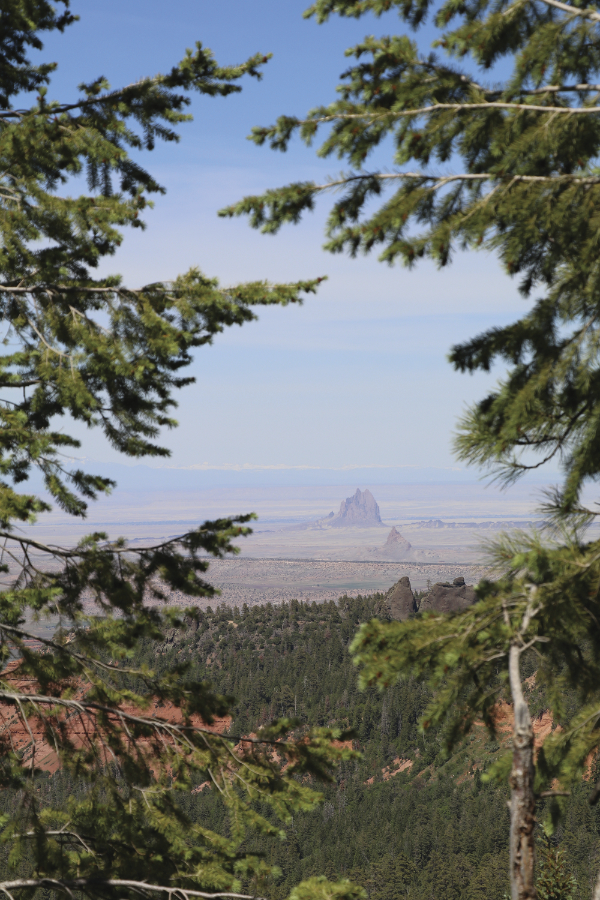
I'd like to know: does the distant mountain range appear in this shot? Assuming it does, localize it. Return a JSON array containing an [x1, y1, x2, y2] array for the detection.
[[18, 460, 557, 491]]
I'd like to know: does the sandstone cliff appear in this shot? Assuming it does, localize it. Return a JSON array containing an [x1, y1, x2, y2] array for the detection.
[[0, 660, 230, 774]]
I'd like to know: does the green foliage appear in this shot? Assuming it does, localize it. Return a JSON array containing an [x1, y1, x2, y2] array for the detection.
[[0, 12, 322, 517], [14, 593, 600, 899], [220, 2, 600, 888], [536, 837, 578, 900], [287, 877, 366, 900], [222, 0, 600, 514], [126, 597, 600, 900], [24, 597, 518, 900], [147, 595, 431, 755], [0, 7, 352, 900], [350, 531, 600, 806]]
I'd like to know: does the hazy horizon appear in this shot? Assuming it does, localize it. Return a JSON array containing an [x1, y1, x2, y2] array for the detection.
[[30, 1, 549, 484]]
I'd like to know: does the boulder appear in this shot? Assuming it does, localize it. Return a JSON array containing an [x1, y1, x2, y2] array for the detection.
[[383, 576, 417, 620], [419, 577, 477, 614]]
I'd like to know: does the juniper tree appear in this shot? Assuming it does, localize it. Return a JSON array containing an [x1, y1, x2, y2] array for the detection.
[[0, 6, 362, 900], [221, 1, 600, 897]]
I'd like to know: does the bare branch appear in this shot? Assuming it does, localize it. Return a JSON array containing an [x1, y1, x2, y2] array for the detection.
[[289, 100, 600, 129], [307, 171, 600, 194], [17, 830, 95, 854], [0, 879, 265, 900], [0, 688, 308, 751], [535, 0, 600, 22]]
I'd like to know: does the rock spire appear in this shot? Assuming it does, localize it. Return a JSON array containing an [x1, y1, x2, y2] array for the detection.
[[329, 488, 383, 527]]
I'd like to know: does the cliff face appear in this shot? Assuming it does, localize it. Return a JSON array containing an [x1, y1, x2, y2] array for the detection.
[[328, 488, 383, 527]]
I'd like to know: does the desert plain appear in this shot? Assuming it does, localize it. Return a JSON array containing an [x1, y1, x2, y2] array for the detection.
[[19, 480, 600, 609]]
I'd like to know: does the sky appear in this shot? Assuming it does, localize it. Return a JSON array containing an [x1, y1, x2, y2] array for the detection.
[[34, 1, 539, 483]]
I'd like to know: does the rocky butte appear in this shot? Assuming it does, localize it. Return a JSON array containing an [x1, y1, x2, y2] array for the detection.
[[359, 527, 439, 562], [374, 526, 413, 559], [326, 488, 383, 528]]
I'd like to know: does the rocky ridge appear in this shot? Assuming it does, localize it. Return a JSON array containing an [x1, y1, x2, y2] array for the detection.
[[419, 576, 477, 614], [383, 574, 477, 620]]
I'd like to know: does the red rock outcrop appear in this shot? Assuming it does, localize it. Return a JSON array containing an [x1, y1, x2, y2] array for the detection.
[[0, 661, 231, 774], [365, 757, 413, 785]]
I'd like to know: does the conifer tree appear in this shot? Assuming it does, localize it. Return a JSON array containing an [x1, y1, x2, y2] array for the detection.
[[222, 1, 600, 898], [536, 838, 577, 900], [0, 6, 360, 900]]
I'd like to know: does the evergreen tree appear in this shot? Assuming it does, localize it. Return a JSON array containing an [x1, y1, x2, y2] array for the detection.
[[536, 838, 577, 900], [0, 6, 354, 900], [221, 1, 600, 897]]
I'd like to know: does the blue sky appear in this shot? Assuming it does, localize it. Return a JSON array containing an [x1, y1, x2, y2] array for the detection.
[[37, 1, 535, 479]]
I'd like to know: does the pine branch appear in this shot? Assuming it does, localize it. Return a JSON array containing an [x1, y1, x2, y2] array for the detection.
[[0, 76, 185, 120], [0, 48, 270, 121]]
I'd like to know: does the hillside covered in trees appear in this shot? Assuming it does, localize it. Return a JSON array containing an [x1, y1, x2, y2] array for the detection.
[[117, 595, 600, 900]]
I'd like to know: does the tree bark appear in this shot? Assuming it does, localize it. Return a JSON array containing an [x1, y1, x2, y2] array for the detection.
[[508, 642, 537, 900]]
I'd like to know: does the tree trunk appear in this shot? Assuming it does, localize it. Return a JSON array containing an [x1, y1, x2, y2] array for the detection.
[[508, 643, 537, 900]]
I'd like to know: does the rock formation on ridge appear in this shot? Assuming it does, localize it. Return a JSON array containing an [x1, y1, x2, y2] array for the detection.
[[328, 488, 383, 527], [383, 574, 477, 619], [383, 576, 417, 620], [419, 576, 477, 614]]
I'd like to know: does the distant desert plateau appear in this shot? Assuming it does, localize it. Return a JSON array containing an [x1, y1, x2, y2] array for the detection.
[[21, 480, 599, 609]]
